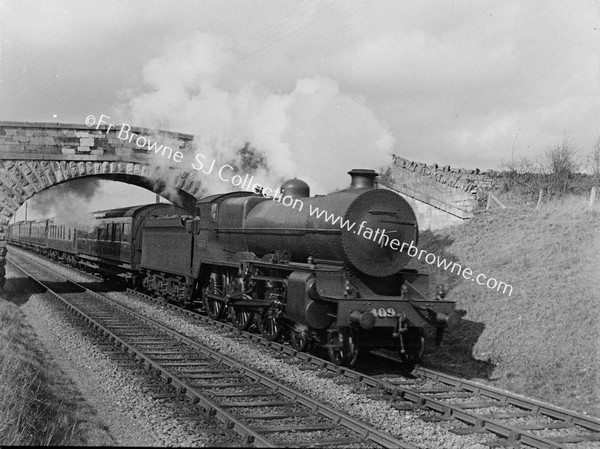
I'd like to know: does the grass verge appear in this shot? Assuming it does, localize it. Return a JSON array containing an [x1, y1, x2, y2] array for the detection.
[[412, 195, 600, 416], [0, 299, 77, 445]]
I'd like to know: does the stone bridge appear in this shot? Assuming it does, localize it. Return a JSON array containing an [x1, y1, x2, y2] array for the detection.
[[0, 120, 203, 288]]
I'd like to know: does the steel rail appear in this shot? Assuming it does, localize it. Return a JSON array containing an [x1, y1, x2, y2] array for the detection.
[[123, 288, 600, 448], [8, 255, 274, 447], [7, 244, 103, 282], [414, 367, 600, 433], [8, 252, 414, 449]]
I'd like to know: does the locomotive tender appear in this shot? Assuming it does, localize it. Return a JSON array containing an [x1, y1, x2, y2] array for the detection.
[[8, 169, 456, 366]]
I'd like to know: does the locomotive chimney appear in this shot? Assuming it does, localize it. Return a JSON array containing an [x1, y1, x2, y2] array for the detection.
[[348, 169, 378, 190]]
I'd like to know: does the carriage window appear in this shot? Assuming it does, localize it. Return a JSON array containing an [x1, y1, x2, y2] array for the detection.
[[114, 223, 122, 241], [68, 228, 71, 240], [123, 223, 131, 240], [211, 203, 218, 222], [107, 223, 112, 241]]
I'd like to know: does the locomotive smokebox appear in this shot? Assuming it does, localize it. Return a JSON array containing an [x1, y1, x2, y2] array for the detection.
[[348, 169, 378, 190]]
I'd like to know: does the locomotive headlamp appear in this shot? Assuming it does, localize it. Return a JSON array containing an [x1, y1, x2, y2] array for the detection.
[[350, 310, 376, 330]]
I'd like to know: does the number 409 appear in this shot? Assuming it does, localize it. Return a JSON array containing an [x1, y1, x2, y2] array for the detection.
[[371, 308, 396, 318]]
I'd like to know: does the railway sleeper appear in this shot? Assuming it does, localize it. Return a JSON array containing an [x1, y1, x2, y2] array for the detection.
[[219, 400, 294, 408], [251, 423, 338, 433], [287, 437, 363, 448]]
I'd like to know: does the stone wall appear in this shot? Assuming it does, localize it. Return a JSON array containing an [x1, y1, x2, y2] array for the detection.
[[399, 193, 469, 232], [392, 155, 503, 200], [378, 155, 507, 231], [379, 180, 473, 232]]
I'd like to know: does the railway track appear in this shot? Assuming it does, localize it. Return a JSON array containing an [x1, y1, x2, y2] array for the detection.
[[8, 248, 414, 448], [10, 246, 600, 448], [124, 291, 600, 448]]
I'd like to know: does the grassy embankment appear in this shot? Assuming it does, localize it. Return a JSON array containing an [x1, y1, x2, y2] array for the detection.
[[413, 195, 600, 416], [0, 299, 77, 445]]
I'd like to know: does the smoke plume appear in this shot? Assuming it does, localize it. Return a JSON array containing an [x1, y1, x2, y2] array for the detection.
[[122, 31, 394, 195], [28, 178, 101, 226]]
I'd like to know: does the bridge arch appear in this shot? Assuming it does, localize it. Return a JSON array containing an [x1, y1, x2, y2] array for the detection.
[[0, 121, 204, 288]]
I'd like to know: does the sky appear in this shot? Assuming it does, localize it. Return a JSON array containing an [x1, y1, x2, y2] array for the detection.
[[1, 0, 599, 219]]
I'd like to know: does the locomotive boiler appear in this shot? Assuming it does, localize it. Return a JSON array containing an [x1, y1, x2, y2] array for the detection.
[[141, 169, 456, 366]]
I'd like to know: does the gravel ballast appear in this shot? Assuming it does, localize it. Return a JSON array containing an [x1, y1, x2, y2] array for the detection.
[[22, 292, 213, 447]]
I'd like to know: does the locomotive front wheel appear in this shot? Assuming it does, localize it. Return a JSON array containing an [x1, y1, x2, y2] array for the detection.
[[256, 309, 281, 341], [327, 327, 359, 367], [228, 305, 253, 331]]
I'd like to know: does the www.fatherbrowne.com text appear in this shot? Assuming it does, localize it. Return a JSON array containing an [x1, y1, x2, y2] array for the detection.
[[307, 203, 513, 296]]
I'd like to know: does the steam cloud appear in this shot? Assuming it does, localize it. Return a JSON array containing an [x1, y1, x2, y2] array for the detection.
[[28, 30, 395, 221], [123, 31, 395, 195], [28, 178, 101, 226]]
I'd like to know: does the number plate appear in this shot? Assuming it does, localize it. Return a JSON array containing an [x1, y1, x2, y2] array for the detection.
[[370, 307, 399, 318]]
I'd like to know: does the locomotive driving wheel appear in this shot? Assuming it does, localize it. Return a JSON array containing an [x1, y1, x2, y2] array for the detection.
[[327, 326, 359, 367], [256, 307, 282, 341], [203, 273, 226, 320], [228, 305, 253, 330], [290, 325, 310, 352]]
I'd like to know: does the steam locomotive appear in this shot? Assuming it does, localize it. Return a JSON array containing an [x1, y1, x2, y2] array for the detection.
[[8, 169, 456, 366]]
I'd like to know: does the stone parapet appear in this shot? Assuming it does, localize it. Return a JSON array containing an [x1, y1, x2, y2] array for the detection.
[[392, 155, 502, 195]]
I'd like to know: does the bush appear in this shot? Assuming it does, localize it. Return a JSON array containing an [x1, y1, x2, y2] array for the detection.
[[500, 136, 596, 202]]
